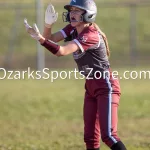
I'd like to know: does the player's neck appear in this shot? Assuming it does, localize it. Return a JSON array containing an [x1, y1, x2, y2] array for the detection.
[[76, 23, 90, 34]]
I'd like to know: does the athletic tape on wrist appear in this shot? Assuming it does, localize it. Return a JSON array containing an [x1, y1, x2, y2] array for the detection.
[[41, 39, 60, 54]]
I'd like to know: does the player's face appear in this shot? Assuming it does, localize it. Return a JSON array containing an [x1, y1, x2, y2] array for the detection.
[[69, 6, 85, 27]]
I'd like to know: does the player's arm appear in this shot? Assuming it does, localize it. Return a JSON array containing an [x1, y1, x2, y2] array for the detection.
[[56, 41, 79, 56], [39, 36, 79, 56], [43, 26, 64, 43]]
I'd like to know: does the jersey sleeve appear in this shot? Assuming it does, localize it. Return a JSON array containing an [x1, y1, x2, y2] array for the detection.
[[60, 24, 75, 38], [73, 28, 100, 52]]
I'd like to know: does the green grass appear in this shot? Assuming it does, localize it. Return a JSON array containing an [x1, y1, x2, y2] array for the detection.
[[0, 1, 150, 149], [0, 68, 150, 150]]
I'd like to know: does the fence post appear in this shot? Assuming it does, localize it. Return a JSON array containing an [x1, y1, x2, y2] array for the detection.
[[4, 7, 21, 69], [129, 3, 137, 66], [35, 0, 45, 74]]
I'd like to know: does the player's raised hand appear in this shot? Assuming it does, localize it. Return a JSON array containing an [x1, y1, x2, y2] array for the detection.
[[24, 18, 42, 41], [45, 4, 58, 28]]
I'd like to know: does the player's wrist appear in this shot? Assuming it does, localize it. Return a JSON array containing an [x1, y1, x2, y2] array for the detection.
[[38, 36, 45, 44], [45, 23, 53, 28]]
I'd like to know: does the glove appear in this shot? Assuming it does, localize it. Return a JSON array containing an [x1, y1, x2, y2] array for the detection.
[[45, 4, 58, 28], [24, 18, 42, 41]]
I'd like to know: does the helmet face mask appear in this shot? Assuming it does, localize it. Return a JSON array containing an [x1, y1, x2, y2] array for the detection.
[[62, 10, 85, 23], [63, 0, 97, 23], [62, 12, 70, 22]]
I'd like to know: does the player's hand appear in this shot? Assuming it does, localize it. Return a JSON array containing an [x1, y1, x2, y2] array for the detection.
[[45, 4, 58, 28], [24, 18, 42, 41]]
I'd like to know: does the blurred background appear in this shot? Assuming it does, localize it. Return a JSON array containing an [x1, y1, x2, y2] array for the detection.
[[0, 0, 150, 150], [0, 0, 150, 69]]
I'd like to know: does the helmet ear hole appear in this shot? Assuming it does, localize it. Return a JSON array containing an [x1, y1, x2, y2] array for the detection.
[[88, 15, 93, 18]]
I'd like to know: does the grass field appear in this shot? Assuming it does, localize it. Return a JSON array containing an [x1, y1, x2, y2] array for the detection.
[[0, 0, 150, 149], [0, 68, 150, 150]]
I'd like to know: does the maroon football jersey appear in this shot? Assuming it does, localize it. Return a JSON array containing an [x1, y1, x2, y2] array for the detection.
[[60, 24, 110, 77]]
